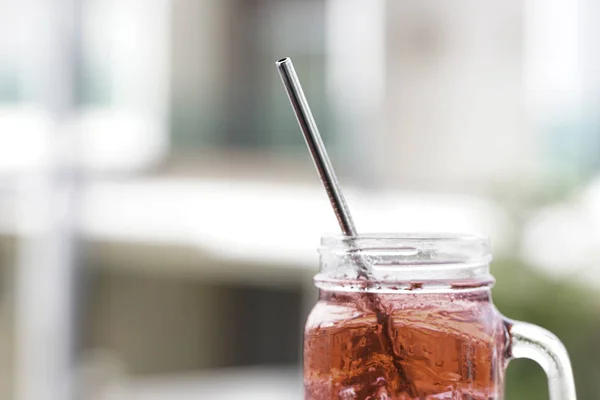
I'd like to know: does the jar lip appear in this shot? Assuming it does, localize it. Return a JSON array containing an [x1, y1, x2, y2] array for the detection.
[[320, 232, 489, 248], [318, 232, 492, 288], [319, 231, 491, 264]]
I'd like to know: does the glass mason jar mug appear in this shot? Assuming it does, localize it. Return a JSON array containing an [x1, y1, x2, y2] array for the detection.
[[304, 234, 576, 400]]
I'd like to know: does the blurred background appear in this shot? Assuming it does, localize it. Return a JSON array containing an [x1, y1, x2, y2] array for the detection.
[[0, 0, 599, 398]]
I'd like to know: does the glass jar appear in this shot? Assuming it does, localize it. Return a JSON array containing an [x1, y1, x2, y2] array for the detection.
[[304, 234, 576, 400]]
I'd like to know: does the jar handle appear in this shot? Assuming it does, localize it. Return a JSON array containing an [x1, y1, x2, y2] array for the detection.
[[505, 319, 577, 400]]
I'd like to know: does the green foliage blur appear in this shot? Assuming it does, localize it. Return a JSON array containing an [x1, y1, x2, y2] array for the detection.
[[492, 259, 600, 399]]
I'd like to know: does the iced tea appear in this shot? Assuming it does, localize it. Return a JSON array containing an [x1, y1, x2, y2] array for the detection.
[[304, 290, 507, 400]]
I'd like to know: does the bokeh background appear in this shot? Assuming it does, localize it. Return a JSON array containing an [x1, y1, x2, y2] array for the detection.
[[0, 0, 599, 399]]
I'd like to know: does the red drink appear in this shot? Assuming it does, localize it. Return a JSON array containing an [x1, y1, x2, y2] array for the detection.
[[304, 290, 506, 399]]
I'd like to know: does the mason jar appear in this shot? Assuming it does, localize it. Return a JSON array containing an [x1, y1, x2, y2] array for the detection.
[[303, 234, 576, 399]]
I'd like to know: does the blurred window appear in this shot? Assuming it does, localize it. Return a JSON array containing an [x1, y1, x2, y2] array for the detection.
[[0, 0, 20, 104], [170, 0, 334, 154], [0, 66, 18, 103]]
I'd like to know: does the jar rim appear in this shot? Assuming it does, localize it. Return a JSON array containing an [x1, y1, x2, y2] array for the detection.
[[316, 232, 493, 291], [319, 232, 490, 261], [320, 232, 489, 249], [321, 231, 489, 241]]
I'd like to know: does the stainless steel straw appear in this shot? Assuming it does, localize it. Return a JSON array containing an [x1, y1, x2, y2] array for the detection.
[[276, 57, 372, 279], [277, 57, 418, 395]]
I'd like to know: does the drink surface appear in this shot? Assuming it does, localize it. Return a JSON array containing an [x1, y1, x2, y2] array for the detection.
[[304, 290, 506, 400]]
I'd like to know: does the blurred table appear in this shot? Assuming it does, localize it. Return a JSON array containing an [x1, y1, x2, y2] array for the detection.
[[99, 366, 302, 400], [0, 178, 512, 288]]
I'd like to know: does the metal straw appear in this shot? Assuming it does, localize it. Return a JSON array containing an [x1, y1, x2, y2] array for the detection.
[[276, 57, 372, 279], [277, 58, 417, 395]]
